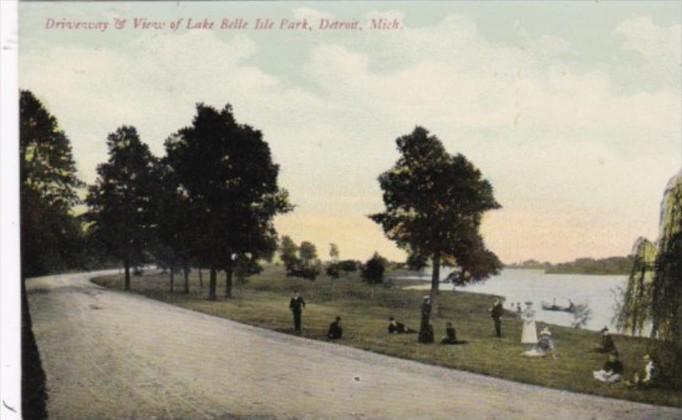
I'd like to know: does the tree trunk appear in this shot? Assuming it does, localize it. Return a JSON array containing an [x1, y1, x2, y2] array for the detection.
[[430, 250, 441, 313], [183, 264, 190, 294], [209, 267, 217, 301], [225, 266, 233, 298], [124, 259, 131, 291], [198, 268, 203, 288], [169, 267, 175, 293]]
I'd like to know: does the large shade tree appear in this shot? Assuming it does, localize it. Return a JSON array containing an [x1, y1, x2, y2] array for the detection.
[[20, 90, 84, 419], [370, 127, 501, 309], [164, 103, 291, 300], [154, 158, 196, 293], [84, 126, 160, 290], [20, 90, 84, 277]]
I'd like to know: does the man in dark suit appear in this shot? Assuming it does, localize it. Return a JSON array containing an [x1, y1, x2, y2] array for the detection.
[[289, 291, 306, 332], [490, 298, 504, 338]]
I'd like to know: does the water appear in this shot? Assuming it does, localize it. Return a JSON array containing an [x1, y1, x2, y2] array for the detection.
[[403, 268, 628, 332]]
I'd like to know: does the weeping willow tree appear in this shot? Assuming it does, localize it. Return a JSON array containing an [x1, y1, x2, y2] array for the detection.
[[616, 237, 657, 335], [650, 172, 682, 348], [619, 171, 682, 387]]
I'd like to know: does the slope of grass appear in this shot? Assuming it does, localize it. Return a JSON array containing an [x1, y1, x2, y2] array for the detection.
[[92, 265, 681, 408]]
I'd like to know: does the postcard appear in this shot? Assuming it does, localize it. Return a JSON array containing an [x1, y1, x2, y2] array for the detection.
[[2, 1, 681, 419]]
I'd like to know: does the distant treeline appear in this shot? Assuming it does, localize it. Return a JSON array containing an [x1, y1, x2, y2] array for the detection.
[[507, 256, 634, 275]]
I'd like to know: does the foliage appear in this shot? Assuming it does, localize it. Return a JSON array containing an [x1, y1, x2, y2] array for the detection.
[[369, 126, 501, 306], [84, 126, 160, 289], [616, 238, 656, 335], [337, 260, 360, 273], [278, 236, 321, 281], [20, 90, 85, 277], [362, 252, 386, 285], [326, 263, 340, 279], [279, 235, 299, 268], [616, 171, 682, 387], [299, 241, 318, 264], [329, 243, 340, 260], [545, 256, 635, 275], [164, 103, 291, 298]]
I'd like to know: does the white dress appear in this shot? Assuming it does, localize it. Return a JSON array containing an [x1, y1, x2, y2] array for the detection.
[[521, 308, 538, 344]]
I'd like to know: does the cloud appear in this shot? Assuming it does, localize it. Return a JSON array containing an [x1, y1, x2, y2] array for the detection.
[[19, 8, 681, 262], [615, 16, 682, 89]]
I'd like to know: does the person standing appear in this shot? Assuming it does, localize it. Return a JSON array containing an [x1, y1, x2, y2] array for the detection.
[[520, 301, 538, 344], [489, 298, 504, 338], [289, 291, 306, 333], [418, 295, 433, 343]]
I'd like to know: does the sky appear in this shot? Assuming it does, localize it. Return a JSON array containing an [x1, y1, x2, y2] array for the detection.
[[18, 1, 682, 264]]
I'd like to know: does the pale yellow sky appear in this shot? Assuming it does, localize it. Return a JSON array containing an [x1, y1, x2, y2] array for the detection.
[[19, 2, 682, 263]]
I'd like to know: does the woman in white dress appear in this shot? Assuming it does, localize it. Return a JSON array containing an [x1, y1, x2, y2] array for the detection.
[[520, 301, 538, 344]]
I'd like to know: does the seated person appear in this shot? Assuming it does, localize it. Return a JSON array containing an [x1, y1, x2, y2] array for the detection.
[[593, 351, 624, 384], [593, 327, 616, 353], [440, 321, 467, 345], [418, 322, 434, 344], [627, 354, 657, 388], [327, 316, 343, 340], [388, 316, 413, 334], [522, 327, 554, 357]]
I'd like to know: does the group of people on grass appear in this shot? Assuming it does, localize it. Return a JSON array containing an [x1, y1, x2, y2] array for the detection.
[[289, 291, 657, 388], [590, 327, 657, 387]]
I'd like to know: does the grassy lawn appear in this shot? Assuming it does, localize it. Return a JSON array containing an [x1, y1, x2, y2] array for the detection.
[[92, 265, 681, 408]]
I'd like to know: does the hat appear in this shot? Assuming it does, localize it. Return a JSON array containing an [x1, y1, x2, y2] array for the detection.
[[539, 327, 552, 336], [423, 295, 431, 300], [524, 301, 533, 306]]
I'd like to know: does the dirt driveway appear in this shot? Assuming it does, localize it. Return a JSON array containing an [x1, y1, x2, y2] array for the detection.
[[27, 271, 682, 420]]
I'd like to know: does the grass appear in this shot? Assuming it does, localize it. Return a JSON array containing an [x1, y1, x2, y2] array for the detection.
[[92, 265, 681, 408]]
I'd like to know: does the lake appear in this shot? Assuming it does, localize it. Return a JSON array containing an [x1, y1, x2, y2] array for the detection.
[[402, 268, 630, 332]]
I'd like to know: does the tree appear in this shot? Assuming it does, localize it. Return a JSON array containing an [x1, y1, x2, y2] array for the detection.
[[299, 241, 318, 263], [279, 235, 299, 268], [362, 252, 386, 299], [616, 237, 656, 336], [84, 126, 160, 290], [20, 90, 84, 419], [279, 237, 321, 280], [616, 171, 682, 387], [20, 90, 84, 278], [370, 126, 501, 310], [155, 158, 195, 294], [164, 103, 291, 300], [329, 243, 340, 261], [649, 172, 682, 386]]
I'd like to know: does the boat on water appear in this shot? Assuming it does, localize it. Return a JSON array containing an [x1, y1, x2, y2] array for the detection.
[[541, 301, 576, 313]]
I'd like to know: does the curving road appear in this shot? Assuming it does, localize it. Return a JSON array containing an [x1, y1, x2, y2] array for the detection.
[[27, 272, 682, 420]]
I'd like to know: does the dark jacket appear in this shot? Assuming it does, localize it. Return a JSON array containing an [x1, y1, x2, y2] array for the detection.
[[603, 360, 624, 375], [327, 321, 343, 340], [600, 334, 615, 353], [289, 296, 306, 313], [421, 301, 432, 320], [388, 321, 408, 334], [490, 302, 503, 319]]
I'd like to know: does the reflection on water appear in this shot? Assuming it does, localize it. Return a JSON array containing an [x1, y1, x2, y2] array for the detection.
[[403, 268, 628, 332]]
